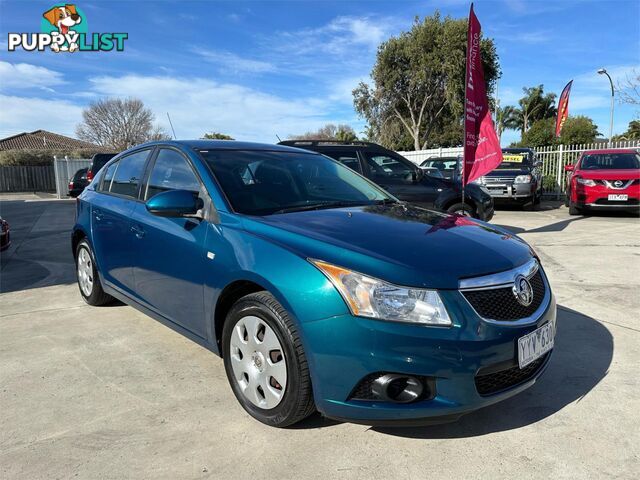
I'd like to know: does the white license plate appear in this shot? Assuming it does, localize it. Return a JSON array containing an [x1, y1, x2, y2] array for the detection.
[[608, 194, 628, 201], [518, 321, 554, 369]]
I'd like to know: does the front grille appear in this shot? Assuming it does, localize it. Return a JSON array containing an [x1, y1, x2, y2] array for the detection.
[[484, 177, 513, 184], [462, 270, 546, 321], [475, 353, 549, 395]]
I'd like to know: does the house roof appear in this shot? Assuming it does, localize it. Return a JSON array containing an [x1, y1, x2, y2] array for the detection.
[[0, 130, 97, 151]]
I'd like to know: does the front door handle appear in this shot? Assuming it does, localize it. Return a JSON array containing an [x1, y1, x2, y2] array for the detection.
[[93, 209, 103, 221], [130, 224, 145, 239]]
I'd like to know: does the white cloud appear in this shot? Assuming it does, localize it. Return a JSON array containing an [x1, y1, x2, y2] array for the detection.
[[0, 94, 83, 137], [192, 48, 276, 74], [86, 74, 339, 141], [0, 61, 66, 91]]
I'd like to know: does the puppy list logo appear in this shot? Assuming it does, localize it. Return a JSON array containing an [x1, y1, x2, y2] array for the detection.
[[7, 3, 127, 53]]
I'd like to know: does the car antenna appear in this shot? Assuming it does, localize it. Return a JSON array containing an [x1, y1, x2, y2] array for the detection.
[[275, 134, 282, 142], [166, 112, 177, 139]]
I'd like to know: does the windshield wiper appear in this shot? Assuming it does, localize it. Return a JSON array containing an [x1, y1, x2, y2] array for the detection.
[[273, 200, 372, 215]]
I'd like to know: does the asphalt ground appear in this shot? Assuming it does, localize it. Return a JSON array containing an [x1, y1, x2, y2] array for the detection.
[[1, 195, 638, 479]]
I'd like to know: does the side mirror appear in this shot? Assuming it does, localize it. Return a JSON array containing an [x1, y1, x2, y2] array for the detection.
[[145, 189, 203, 218], [534, 160, 543, 167], [564, 164, 575, 172]]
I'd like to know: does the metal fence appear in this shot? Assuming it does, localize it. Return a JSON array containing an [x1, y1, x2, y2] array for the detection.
[[0, 165, 56, 192], [398, 140, 640, 197], [53, 157, 92, 199]]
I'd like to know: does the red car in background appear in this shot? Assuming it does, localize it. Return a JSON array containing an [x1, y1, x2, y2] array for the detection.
[[565, 149, 640, 215]]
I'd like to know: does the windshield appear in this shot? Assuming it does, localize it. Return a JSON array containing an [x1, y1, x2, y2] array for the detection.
[[199, 150, 394, 215], [497, 151, 533, 169], [580, 153, 640, 170]]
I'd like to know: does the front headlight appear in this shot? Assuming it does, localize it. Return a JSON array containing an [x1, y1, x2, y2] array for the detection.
[[514, 174, 532, 183], [576, 177, 596, 187], [310, 260, 452, 326]]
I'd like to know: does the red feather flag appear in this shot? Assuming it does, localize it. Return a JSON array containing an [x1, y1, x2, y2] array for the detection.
[[556, 80, 573, 137], [462, 3, 503, 186]]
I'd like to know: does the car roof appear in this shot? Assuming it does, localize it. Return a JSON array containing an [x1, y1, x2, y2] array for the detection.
[[581, 148, 638, 155], [133, 139, 314, 154], [502, 148, 534, 153], [278, 140, 386, 150]]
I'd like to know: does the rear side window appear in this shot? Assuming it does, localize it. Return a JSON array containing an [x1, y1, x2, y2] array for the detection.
[[145, 149, 200, 200], [321, 150, 363, 174], [98, 161, 118, 192], [109, 150, 150, 198]]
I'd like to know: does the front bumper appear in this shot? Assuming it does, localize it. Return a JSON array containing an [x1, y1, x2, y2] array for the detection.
[[302, 285, 556, 424], [574, 184, 640, 210], [483, 182, 537, 200]]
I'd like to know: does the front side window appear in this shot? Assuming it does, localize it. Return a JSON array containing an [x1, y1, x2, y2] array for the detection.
[[580, 153, 640, 170], [110, 150, 150, 198], [98, 161, 118, 192], [199, 150, 392, 215], [321, 150, 363, 174], [146, 149, 201, 200], [363, 152, 415, 183]]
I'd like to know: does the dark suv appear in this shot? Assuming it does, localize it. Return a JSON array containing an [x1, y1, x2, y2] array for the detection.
[[474, 148, 543, 207], [279, 141, 494, 221], [86, 153, 118, 184]]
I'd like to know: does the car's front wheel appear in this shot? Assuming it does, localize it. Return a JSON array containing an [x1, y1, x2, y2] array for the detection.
[[222, 292, 315, 427], [76, 239, 113, 306], [447, 202, 476, 218]]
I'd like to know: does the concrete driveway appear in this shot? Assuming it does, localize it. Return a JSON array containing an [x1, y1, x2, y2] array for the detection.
[[1, 197, 639, 479]]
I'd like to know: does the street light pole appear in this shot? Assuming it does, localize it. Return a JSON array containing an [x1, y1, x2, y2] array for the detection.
[[597, 68, 614, 146]]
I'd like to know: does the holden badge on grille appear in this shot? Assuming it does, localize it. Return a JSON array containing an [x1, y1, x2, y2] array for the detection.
[[512, 274, 534, 307]]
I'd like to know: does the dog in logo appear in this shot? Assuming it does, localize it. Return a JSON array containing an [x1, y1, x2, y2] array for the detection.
[[42, 4, 82, 52]]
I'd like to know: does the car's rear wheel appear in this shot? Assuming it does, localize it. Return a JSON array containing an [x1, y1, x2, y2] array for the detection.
[[76, 239, 113, 306], [222, 292, 315, 427], [447, 202, 476, 218]]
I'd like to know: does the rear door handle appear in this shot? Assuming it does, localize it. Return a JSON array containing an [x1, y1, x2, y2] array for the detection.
[[130, 224, 145, 239], [94, 209, 103, 221]]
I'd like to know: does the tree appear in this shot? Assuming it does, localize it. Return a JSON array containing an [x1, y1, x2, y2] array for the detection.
[[616, 69, 640, 107], [494, 105, 518, 142], [612, 120, 640, 141], [520, 118, 556, 147], [518, 115, 600, 147], [202, 132, 234, 140], [506, 85, 557, 136], [353, 12, 500, 151], [559, 116, 600, 144], [76, 98, 170, 150], [289, 123, 357, 141]]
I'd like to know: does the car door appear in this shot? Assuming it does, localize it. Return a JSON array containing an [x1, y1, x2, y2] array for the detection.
[[130, 147, 209, 337], [91, 149, 151, 295], [361, 151, 440, 207]]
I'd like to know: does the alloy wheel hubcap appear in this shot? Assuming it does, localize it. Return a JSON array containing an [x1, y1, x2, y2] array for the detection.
[[229, 315, 287, 410], [77, 247, 93, 296]]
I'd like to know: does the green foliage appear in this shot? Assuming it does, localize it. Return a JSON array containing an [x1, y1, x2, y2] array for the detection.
[[516, 115, 600, 147], [202, 132, 235, 140], [520, 118, 556, 147], [353, 12, 500, 151], [542, 174, 558, 193], [0, 148, 109, 166], [289, 124, 358, 141], [612, 120, 640, 141], [505, 85, 557, 136], [559, 116, 600, 144]]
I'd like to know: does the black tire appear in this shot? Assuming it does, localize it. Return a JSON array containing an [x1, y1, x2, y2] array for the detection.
[[533, 191, 542, 205], [222, 292, 315, 427], [568, 202, 582, 216], [564, 192, 570, 207], [75, 239, 113, 306], [446, 202, 476, 218]]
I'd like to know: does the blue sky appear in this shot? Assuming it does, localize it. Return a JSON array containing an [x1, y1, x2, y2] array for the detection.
[[0, 0, 638, 147]]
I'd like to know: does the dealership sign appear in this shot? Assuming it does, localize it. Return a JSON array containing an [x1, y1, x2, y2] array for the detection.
[[7, 3, 127, 52]]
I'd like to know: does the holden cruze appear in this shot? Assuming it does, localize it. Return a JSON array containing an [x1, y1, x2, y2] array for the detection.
[[72, 140, 556, 427]]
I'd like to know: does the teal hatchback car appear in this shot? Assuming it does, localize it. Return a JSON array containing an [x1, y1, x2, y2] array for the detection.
[[72, 140, 556, 427]]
